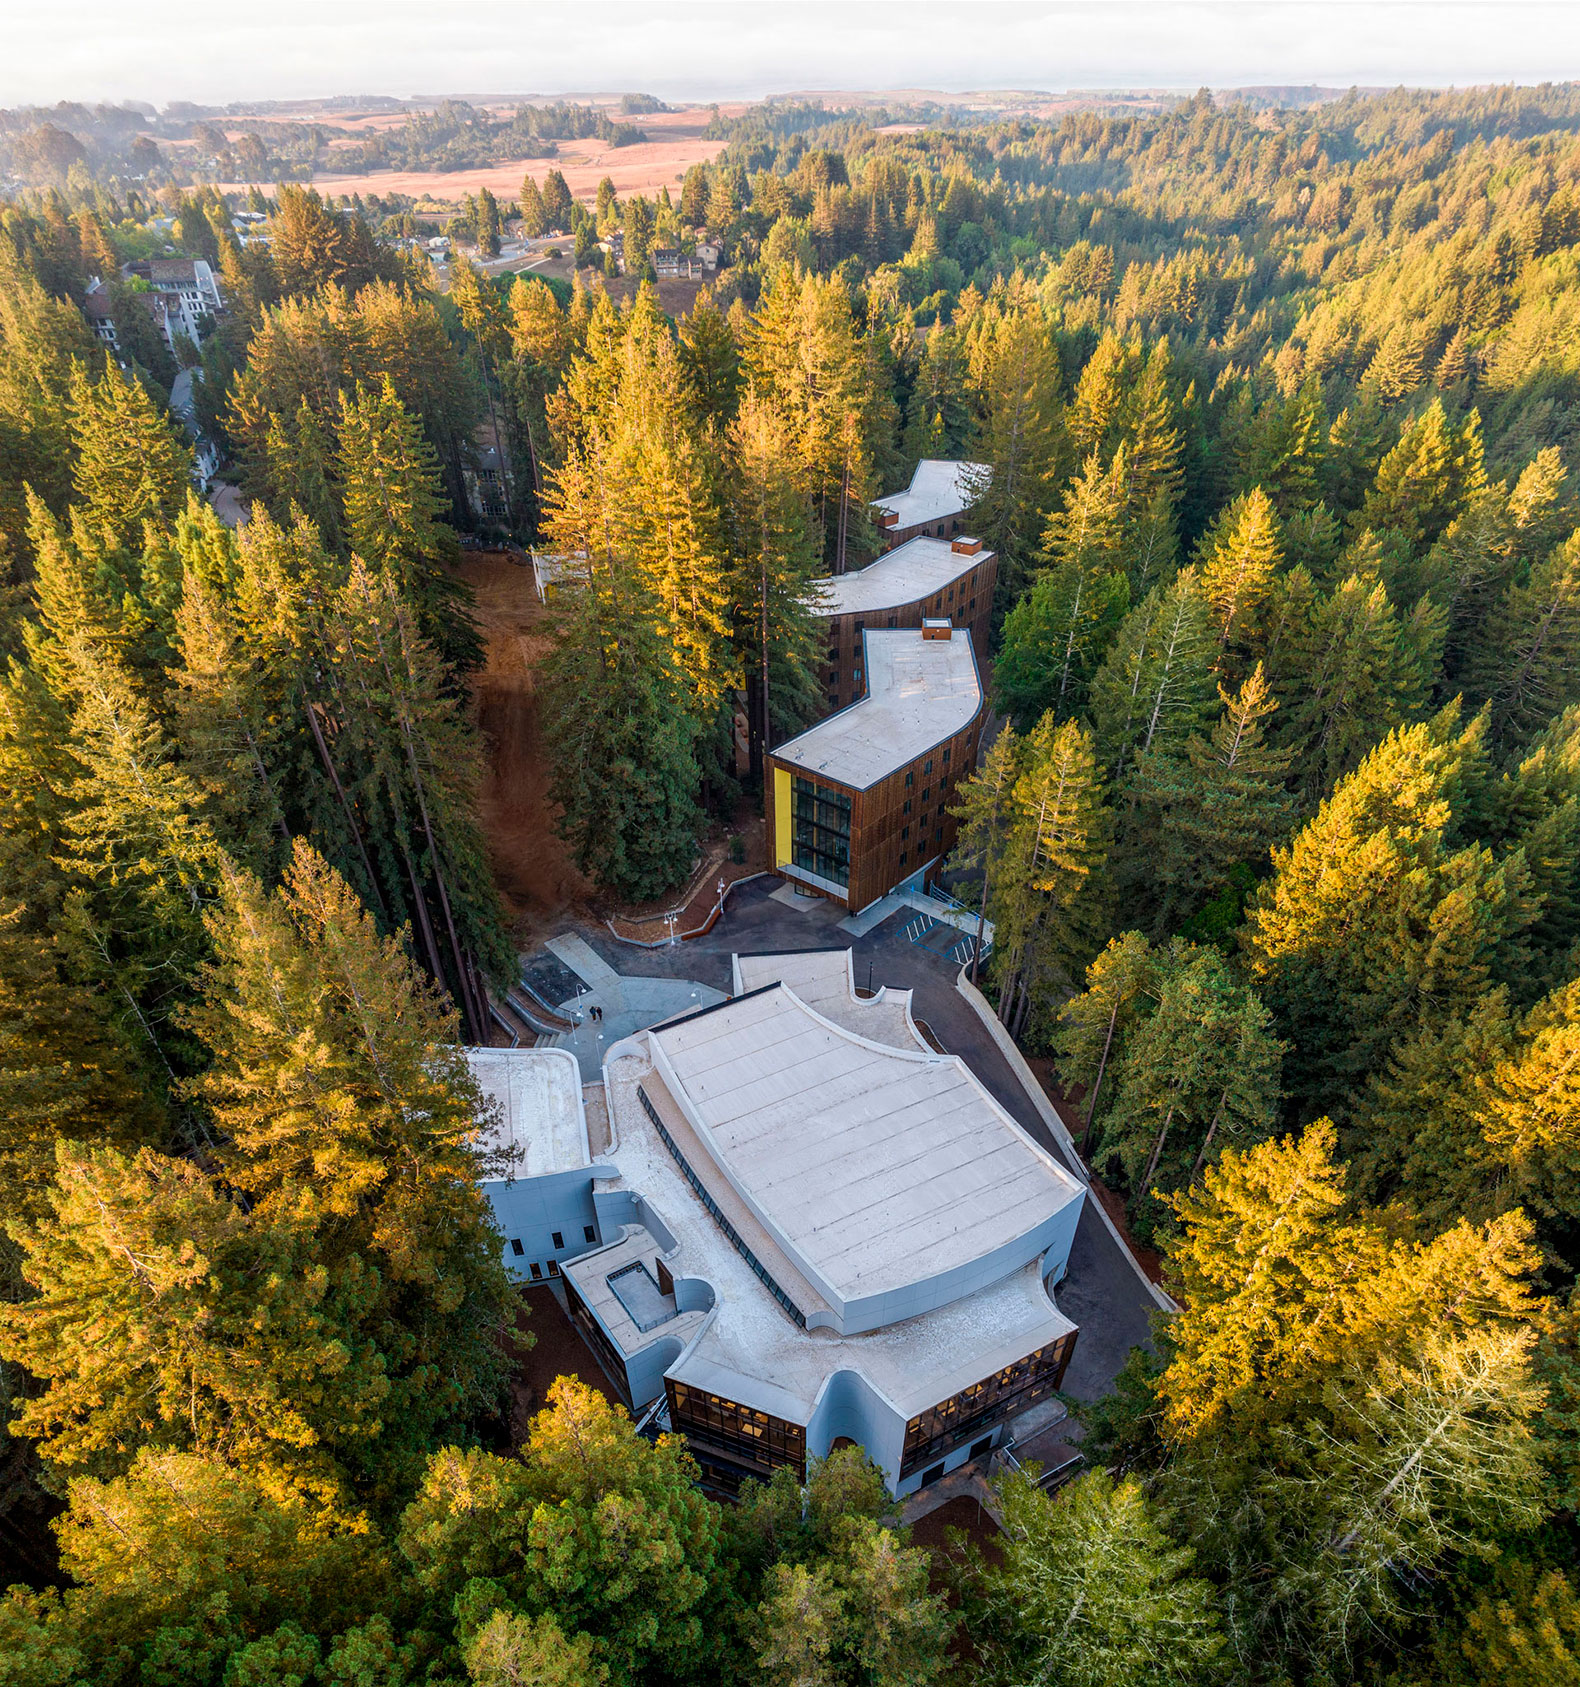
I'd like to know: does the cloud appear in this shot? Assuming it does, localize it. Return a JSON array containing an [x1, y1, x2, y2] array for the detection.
[[5, 1, 1580, 108]]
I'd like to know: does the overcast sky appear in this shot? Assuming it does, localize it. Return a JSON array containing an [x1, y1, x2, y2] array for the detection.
[[8, 1, 1580, 110]]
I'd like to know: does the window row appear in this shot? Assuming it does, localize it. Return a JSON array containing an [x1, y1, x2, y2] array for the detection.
[[669, 1380, 806, 1478], [899, 1333, 1078, 1476]]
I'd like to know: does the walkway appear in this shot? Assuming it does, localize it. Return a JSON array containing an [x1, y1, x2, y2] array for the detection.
[[536, 934, 724, 1081]]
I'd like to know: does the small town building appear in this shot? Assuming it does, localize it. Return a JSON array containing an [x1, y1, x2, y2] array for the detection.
[[766, 624, 983, 912], [465, 950, 1083, 1497], [812, 534, 996, 712], [874, 458, 987, 549]]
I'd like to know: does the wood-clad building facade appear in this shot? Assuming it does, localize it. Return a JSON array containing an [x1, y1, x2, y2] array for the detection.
[[766, 624, 984, 914], [815, 536, 997, 712]]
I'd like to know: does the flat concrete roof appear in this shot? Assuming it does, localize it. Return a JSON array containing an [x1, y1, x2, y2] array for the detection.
[[813, 535, 992, 619], [648, 984, 1082, 1309], [770, 628, 981, 790], [732, 949, 927, 1052], [874, 459, 987, 531], [603, 1050, 1078, 1423], [467, 1046, 589, 1178]]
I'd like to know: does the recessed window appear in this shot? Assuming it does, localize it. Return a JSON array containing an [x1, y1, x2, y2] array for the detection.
[[905, 771, 913, 788], [924, 759, 933, 775], [552, 1231, 564, 1250], [899, 851, 908, 867], [887, 616, 896, 628], [584, 1224, 596, 1243], [903, 799, 911, 815], [548, 1259, 561, 1277], [942, 747, 950, 764], [530, 1262, 543, 1280], [901, 825, 910, 840], [510, 1238, 524, 1257]]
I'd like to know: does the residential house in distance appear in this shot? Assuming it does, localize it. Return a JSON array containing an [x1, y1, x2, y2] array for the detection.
[[85, 258, 225, 359], [874, 458, 987, 549], [126, 257, 224, 344], [813, 534, 996, 712], [766, 622, 984, 912], [465, 948, 1083, 1496]]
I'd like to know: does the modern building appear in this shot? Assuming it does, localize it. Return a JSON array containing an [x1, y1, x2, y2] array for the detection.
[[874, 458, 987, 549], [466, 949, 1084, 1497], [767, 624, 983, 913], [471, 1044, 612, 1284], [812, 534, 996, 711]]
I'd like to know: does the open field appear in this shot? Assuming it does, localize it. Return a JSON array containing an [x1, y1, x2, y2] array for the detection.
[[295, 135, 726, 205], [209, 102, 737, 206]]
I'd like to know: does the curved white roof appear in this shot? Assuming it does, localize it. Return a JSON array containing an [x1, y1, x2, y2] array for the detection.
[[731, 949, 927, 1052], [468, 1046, 590, 1178], [814, 535, 991, 619], [770, 628, 981, 790], [647, 983, 1082, 1316], [874, 459, 988, 529]]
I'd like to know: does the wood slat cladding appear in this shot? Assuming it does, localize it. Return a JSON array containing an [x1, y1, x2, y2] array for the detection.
[[818, 550, 997, 712], [767, 696, 983, 914]]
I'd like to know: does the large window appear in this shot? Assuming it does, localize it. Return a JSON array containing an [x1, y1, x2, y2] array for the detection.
[[669, 1380, 806, 1482], [791, 775, 852, 888], [899, 1334, 1077, 1476]]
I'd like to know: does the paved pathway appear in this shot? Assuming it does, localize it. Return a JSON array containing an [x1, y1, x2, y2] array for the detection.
[[539, 935, 723, 1080]]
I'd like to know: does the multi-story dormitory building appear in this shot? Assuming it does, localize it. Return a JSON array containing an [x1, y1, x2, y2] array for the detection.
[[766, 622, 983, 912], [873, 458, 987, 548], [470, 948, 1083, 1498], [812, 534, 996, 713]]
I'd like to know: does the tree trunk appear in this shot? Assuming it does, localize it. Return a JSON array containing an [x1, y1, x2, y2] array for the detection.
[[1137, 1100, 1179, 1198], [304, 700, 391, 925], [1189, 1092, 1229, 1183], [1080, 1001, 1121, 1152]]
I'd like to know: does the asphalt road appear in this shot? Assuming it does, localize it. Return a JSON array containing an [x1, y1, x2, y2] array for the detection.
[[563, 877, 1160, 1405]]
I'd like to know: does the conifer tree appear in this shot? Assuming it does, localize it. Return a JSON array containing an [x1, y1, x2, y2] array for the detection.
[[947, 724, 1021, 984], [1087, 567, 1218, 782], [984, 1468, 1225, 1687], [966, 306, 1064, 604], [517, 174, 548, 238], [68, 361, 191, 552], [1196, 486, 1282, 659], [994, 451, 1131, 727], [1054, 931, 1160, 1148], [399, 1378, 727, 1684], [184, 843, 513, 1499], [993, 716, 1110, 1038], [1279, 561, 1442, 799], [1358, 399, 1486, 554], [1464, 530, 1580, 748], [1242, 708, 1534, 1114], [335, 376, 482, 679], [1153, 664, 1293, 906], [0, 1142, 391, 1509], [727, 391, 823, 780], [540, 168, 573, 231]]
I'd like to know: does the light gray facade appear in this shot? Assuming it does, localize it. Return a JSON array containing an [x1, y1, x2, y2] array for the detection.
[[468, 952, 1084, 1498]]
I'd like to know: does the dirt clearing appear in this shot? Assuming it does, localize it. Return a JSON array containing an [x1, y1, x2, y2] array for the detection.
[[458, 551, 591, 945]]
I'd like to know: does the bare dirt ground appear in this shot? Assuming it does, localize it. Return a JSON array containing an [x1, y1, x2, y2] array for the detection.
[[458, 552, 592, 946]]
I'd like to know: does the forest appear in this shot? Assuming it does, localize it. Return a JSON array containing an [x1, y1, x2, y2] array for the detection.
[[2, 78, 1580, 1685]]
